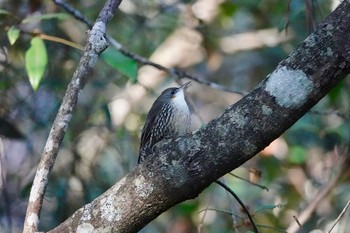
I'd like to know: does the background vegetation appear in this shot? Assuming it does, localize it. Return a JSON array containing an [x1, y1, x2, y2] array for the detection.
[[0, 0, 349, 232]]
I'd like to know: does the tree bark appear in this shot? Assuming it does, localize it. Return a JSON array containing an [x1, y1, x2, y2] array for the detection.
[[49, 1, 350, 232], [23, 1, 123, 232]]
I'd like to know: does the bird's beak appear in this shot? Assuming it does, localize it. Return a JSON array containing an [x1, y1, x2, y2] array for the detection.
[[180, 81, 191, 90]]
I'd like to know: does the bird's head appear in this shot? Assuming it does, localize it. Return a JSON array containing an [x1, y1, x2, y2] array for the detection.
[[159, 81, 191, 102]]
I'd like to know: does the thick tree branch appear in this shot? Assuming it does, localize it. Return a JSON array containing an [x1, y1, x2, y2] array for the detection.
[[49, 1, 350, 232], [22, 1, 122, 232]]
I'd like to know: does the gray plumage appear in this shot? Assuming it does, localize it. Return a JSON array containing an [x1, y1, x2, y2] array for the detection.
[[138, 82, 191, 163]]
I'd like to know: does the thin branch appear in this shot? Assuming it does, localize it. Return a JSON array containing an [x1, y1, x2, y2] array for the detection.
[[20, 30, 84, 50], [287, 156, 350, 233], [22, 1, 123, 232], [36, 33, 84, 50], [284, 0, 292, 35], [221, 177, 240, 232], [255, 224, 287, 233], [198, 208, 287, 232], [53, 0, 93, 28], [110, 32, 247, 96], [292, 216, 302, 229], [197, 190, 213, 233], [198, 208, 243, 218], [305, 0, 315, 32], [228, 172, 269, 191], [53, 0, 247, 95], [328, 199, 350, 233], [215, 180, 259, 233]]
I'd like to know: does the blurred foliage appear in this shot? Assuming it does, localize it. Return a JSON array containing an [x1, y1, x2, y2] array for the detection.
[[0, 0, 349, 233], [101, 48, 138, 82]]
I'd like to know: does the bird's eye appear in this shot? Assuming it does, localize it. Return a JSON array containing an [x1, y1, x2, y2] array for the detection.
[[170, 89, 177, 95]]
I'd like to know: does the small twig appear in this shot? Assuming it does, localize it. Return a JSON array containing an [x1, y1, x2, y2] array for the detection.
[[314, 0, 324, 19], [36, 33, 84, 50], [284, 0, 292, 35], [53, 0, 93, 28], [109, 34, 247, 95], [215, 180, 259, 233], [173, 68, 247, 95], [328, 199, 350, 233], [221, 177, 240, 232], [197, 190, 214, 233], [53, 0, 246, 95], [198, 208, 243, 217], [228, 172, 269, 191], [287, 155, 350, 233], [304, 0, 317, 33], [292, 215, 302, 229], [19, 30, 84, 50], [198, 207, 287, 232], [255, 224, 287, 233]]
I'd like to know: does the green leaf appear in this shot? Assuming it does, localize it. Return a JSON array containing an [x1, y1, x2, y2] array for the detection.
[[259, 156, 281, 182], [219, 2, 237, 17], [22, 13, 70, 24], [7, 26, 20, 45], [25, 37, 47, 91], [101, 48, 138, 83], [288, 146, 306, 164], [327, 79, 344, 104]]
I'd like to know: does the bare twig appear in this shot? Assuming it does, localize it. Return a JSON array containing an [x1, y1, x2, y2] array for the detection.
[[53, 0, 93, 28], [304, 0, 316, 32], [287, 157, 350, 233], [292, 215, 302, 229], [198, 208, 242, 217], [221, 177, 240, 232], [19, 29, 84, 50], [328, 199, 350, 233], [215, 180, 259, 233], [53, 0, 246, 95], [197, 192, 213, 233], [22, 1, 123, 232], [228, 172, 269, 191], [284, 0, 292, 35], [255, 224, 287, 233]]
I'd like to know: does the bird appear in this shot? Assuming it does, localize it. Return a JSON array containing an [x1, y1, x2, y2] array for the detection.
[[138, 81, 192, 163]]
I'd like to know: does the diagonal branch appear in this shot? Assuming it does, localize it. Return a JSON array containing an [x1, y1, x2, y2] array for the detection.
[[48, 1, 350, 233], [22, 1, 123, 232], [215, 180, 259, 232], [53, 0, 247, 95]]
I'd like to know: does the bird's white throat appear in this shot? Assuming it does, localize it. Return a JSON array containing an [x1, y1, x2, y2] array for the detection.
[[173, 89, 189, 110]]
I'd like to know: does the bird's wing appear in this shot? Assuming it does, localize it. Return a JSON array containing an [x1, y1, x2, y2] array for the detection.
[[140, 100, 164, 149]]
